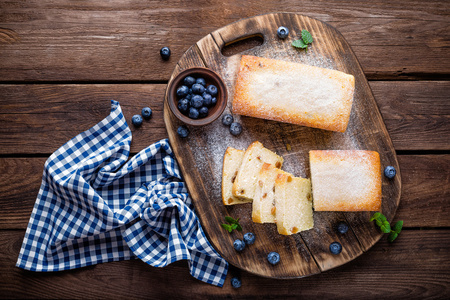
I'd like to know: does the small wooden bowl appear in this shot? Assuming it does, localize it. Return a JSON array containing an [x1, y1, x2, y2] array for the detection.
[[167, 67, 228, 126]]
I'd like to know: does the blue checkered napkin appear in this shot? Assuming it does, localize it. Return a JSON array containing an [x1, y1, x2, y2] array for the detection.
[[16, 100, 228, 287]]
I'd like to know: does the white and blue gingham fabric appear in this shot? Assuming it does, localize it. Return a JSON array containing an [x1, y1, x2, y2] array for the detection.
[[16, 100, 228, 287]]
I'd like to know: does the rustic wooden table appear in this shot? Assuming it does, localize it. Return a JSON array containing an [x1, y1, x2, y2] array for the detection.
[[1, 1, 449, 299]]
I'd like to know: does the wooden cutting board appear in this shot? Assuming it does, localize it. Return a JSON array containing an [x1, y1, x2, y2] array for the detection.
[[163, 13, 401, 278]]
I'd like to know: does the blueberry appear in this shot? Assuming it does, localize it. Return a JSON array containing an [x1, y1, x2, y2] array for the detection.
[[211, 97, 217, 106], [202, 92, 212, 107], [185, 93, 192, 100], [160, 47, 171, 60], [199, 106, 209, 118], [337, 222, 349, 234], [384, 166, 396, 179], [196, 77, 206, 86], [141, 107, 152, 119], [206, 84, 218, 96], [222, 114, 234, 126], [177, 125, 189, 138], [277, 26, 289, 39], [267, 252, 280, 265], [183, 76, 196, 87], [176, 85, 190, 97], [188, 107, 199, 119], [231, 277, 241, 288], [190, 95, 204, 108], [233, 239, 245, 252], [177, 99, 190, 114], [230, 122, 242, 136], [132, 114, 143, 127], [329, 242, 342, 254], [243, 232, 255, 245], [191, 83, 205, 94]]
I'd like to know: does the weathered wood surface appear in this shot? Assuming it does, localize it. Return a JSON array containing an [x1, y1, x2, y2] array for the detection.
[[165, 12, 401, 278], [1, 230, 449, 299], [0, 1, 449, 82], [0, 0, 449, 298]]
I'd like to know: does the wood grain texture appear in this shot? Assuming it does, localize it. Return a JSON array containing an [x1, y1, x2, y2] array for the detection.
[[0, 1, 449, 81], [396, 155, 450, 227], [372, 81, 450, 151], [165, 13, 401, 278], [0, 84, 168, 155], [2, 230, 449, 299]]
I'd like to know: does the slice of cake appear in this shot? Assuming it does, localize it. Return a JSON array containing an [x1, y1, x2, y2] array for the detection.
[[232, 141, 283, 200], [252, 163, 279, 223], [309, 150, 381, 211], [232, 55, 355, 132], [274, 172, 313, 235], [222, 147, 250, 205]]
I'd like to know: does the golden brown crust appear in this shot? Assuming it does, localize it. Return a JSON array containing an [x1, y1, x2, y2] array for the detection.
[[309, 150, 381, 211], [252, 213, 262, 223], [232, 55, 355, 132]]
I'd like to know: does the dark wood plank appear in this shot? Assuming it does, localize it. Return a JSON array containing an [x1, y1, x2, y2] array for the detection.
[[396, 155, 450, 227], [0, 157, 45, 229], [371, 81, 450, 151], [1, 230, 449, 299], [0, 1, 448, 81], [168, 12, 400, 278], [0, 84, 168, 155], [0, 81, 448, 155]]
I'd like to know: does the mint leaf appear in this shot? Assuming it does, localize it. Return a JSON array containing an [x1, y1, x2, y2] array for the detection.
[[221, 223, 232, 232], [370, 212, 403, 242], [393, 220, 403, 234], [388, 231, 399, 242], [370, 212, 381, 222], [221, 216, 243, 232], [225, 216, 236, 224], [301, 29, 313, 44], [292, 39, 308, 49], [380, 222, 391, 233]]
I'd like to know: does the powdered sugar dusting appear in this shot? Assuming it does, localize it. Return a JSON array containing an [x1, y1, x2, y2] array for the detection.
[[187, 117, 252, 203], [280, 152, 307, 178], [184, 32, 364, 211]]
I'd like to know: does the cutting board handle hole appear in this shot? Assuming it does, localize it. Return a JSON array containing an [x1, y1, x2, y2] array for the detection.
[[221, 34, 264, 57]]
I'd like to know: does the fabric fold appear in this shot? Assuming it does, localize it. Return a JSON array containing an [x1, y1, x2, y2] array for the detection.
[[16, 100, 228, 287]]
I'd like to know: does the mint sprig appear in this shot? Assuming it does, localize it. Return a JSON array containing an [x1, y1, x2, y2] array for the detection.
[[221, 216, 243, 233], [292, 39, 308, 49], [292, 29, 313, 51], [301, 29, 313, 44], [370, 212, 403, 242]]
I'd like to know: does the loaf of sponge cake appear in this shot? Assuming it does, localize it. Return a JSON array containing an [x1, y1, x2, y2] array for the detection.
[[309, 150, 381, 211], [232, 55, 355, 132]]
